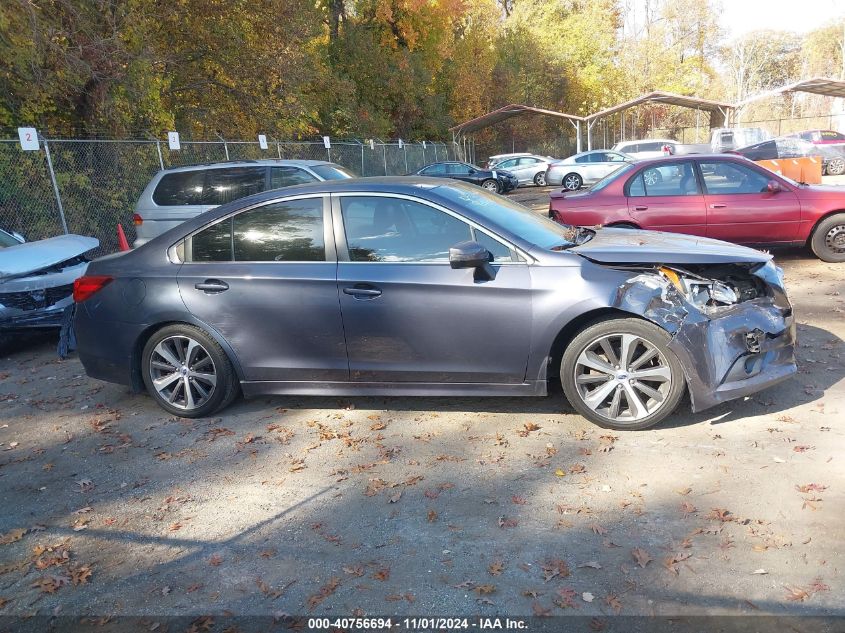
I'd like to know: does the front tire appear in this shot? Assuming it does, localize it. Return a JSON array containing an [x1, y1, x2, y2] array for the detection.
[[560, 318, 686, 430], [562, 173, 582, 191], [810, 213, 845, 262], [533, 171, 547, 186], [141, 324, 239, 418], [481, 179, 500, 193]]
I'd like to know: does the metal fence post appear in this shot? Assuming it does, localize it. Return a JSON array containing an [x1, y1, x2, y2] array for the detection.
[[327, 145, 332, 162], [276, 140, 282, 159], [403, 144, 409, 174], [156, 140, 165, 170], [360, 143, 365, 176], [382, 142, 388, 175], [41, 137, 69, 234], [433, 143, 438, 162]]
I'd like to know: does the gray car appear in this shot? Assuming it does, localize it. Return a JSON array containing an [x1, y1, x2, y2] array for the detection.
[[74, 178, 796, 430], [487, 154, 553, 186], [546, 150, 633, 190], [133, 159, 355, 246]]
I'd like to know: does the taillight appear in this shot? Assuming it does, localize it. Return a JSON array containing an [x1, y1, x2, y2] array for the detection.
[[73, 275, 113, 303], [133, 213, 143, 226]]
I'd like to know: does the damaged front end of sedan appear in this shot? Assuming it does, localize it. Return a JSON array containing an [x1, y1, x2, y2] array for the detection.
[[0, 235, 99, 356], [609, 259, 796, 412]]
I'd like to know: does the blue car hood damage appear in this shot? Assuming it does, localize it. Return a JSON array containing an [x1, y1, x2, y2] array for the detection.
[[0, 235, 98, 281]]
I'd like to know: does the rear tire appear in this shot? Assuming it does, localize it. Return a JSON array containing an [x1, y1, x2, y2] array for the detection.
[[810, 213, 845, 263], [560, 318, 686, 431], [534, 171, 547, 186], [826, 158, 845, 176], [609, 223, 638, 229], [141, 324, 239, 418], [562, 173, 582, 191]]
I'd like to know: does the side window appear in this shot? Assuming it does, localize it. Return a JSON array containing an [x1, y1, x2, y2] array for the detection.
[[700, 162, 771, 195], [233, 198, 325, 261], [202, 167, 266, 205], [341, 197, 472, 262], [588, 153, 608, 163], [191, 219, 233, 262], [608, 153, 627, 162], [517, 157, 538, 165], [498, 159, 518, 169], [473, 229, 512, 262], [152, 170, 206, 206], [628, 162, 698, 197], [574, 154, 590, 164], [270, 167, 318, 189], [422, 164, 446, 175], [639, 142, 662, 152]]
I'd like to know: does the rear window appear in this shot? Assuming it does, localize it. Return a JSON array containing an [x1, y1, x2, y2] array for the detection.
[[310, 164, 356, 180], [821, 131, 845, 141], [152, 170, 207, 205], [152, 167, 267, 206]]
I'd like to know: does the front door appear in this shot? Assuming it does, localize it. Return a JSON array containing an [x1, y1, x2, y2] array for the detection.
[[334, 194, 532, 383], [177, 194, 348, 382], [626, 161, 707, 236], [698, 161, 801, 244]]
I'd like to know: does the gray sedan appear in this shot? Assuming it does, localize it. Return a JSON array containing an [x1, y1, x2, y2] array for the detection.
[[546, 150, 633, 190], [74, 178, 796, 430]]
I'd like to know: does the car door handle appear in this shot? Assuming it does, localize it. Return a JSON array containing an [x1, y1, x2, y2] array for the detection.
[[194, 279, 229, 293], [343, 284, 382, 299], [709, 203, 727, 209], [634, 206, 648, 211]]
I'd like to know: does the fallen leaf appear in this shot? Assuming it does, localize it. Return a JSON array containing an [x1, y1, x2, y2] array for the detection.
[[372, 568, 390, 581], [784, 586, 810, 602], [511, 495, 527, 505], [577, 561, 602, 569], [475, 584, 496, 595], [306, 577, 340, 610], [427, 510, 438, 523], [488, 561, 505, 576], [554, 469, 566, 478], [208, 554, 223, 567], [0, 528, 27, 545], [498, 516, 518, 529], [631, 548, 652, 568], [604, 594, 623, 614], [388, 491, 402, 504], [582, 592, 594, 602]]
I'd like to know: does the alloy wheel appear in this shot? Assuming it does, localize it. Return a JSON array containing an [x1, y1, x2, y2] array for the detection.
[[535, 171, 546, 186], [148, 335, 217, 411], [827, 158, 845, 176], [482, 180, 499, 192], [563, 174, 581, 190], [574, 333, 673, 424]]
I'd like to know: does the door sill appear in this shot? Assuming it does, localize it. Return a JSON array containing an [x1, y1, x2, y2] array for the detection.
[[240, 380, 546, 398]]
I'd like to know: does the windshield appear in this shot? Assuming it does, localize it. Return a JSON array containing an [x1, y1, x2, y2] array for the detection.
[[311, 163, 357, 180], [590, 162, 635, 192], [0, 230, 20, 248], [434, 184, 578, 249]]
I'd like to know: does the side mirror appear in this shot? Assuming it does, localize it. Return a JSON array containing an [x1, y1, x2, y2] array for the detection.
[[449, 240, 495, 281], [767, 180, 782, 193]]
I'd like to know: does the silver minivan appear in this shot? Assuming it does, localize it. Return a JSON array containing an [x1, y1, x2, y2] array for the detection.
[[133, 160, 355, 246]]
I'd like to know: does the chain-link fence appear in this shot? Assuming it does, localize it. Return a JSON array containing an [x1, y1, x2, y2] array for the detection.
[[0, 137, 458, 255]]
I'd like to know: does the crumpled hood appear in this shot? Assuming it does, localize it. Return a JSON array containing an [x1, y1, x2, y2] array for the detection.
[[571, 227, 771, 265], [0, 235, 99, 281]]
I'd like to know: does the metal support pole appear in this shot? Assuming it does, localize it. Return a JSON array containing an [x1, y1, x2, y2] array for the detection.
[[576, 121, 581, 153], [361, 143, 365, 176], [327, 145, 332, 162], [42, 137, 69, 234], [587, 120, 593, 151], [277, 141, 282, 159], [403, 144, 408, 174], [433, 143, 438, 162], [156, 140, 165, 170], [382, 142, 388, 175]]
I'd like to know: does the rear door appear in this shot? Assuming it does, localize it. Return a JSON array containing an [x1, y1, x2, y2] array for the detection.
[[177, 194, 348, 382], [699, 160, 801, 244], [626, 161, 707, 235]]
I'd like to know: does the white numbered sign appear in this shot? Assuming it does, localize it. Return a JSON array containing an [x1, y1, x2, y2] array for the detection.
[[323, 136, 331, 149], [18, 127, 39, 151], [167, 131, 181, 150], [258, 134, 268, 150]]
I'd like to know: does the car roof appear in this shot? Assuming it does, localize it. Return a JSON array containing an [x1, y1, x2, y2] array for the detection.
[[614, 139, 676, 145], [158, 159, 336, 173], [631, 153, 753, 165]]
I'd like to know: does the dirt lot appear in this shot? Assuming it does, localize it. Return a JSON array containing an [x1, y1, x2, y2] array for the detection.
[[0, 189, 844, 626]]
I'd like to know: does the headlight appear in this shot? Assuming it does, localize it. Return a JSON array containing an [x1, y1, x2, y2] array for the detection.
[[660, 267, 738, 308]]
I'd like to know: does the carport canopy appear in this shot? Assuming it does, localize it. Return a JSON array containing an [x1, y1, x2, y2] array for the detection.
[[735, 76, 845, 107], [449, 104, 587, 153]]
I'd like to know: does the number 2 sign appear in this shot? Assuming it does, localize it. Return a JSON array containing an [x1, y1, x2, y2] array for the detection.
[[18, 127, 39, 151]]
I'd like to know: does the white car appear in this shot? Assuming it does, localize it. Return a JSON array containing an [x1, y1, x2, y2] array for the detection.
[[486, 154, 553, 186], [546, 150, 633, 190], [611, 139, 677, 159]]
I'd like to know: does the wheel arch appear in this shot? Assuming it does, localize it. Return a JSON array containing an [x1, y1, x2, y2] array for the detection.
[[545, 307, 642, 379], [805, 209, 845, 246], [130, 316, 246, 392]]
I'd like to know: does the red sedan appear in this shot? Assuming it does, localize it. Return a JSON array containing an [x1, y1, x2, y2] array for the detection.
[[548, 154, 845, 262]]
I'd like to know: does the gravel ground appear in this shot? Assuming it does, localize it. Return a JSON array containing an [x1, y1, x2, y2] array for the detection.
[[0, 187, 843, 626]]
